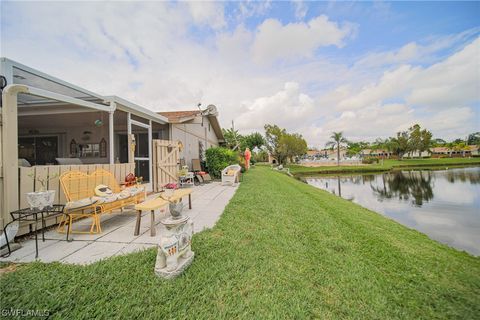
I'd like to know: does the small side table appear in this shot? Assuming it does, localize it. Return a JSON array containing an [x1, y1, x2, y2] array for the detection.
[[2, 205, 65, 258], [179, 172, 195, 188]]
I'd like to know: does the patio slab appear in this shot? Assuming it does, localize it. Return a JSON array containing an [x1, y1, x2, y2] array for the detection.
[[0, 182, 239, 265]]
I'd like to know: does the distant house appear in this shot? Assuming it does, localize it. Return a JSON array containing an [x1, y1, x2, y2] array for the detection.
[[158, 106, 225, 169], [431, 145, 480, 158], [469, 145, 480, 156], [359, 149, 393, 158], [321, 147, 347, 159]]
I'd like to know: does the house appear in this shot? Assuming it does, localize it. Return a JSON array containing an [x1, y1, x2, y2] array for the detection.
[[158, 108, 224, 169], [321, 147, 348, 160], [359, 149, 393, 158], [430, 146, 479, 158], [0, 57, 224, 232]]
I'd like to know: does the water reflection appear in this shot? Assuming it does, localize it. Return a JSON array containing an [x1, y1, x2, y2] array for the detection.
[[371, 171, 434, 206], [305, 167, 480, 256]]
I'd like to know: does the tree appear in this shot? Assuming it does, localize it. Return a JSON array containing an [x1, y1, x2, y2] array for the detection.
[[222, 128, 243, 150], [467, 132, 480, 146], [419, 128, 432, 156], [278, 133, 308, 163], [264, 124, 287, 164], [431, 138, 447, 147], [390, 131, 410, 159], [407, 124, 432, 157], [241, 132, 265, 151], [326, 132, 348, 165], [347, 141, 369, 157]]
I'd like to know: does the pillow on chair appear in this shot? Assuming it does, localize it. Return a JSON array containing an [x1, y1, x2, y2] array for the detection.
[[95, 184, 113, 197]]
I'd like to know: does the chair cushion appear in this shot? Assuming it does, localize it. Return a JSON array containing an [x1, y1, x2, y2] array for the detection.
[[92, 194, 118, 203], [124, 185, 145, 196], [65, 197, 97, 210], [226, 169, 236, 176]]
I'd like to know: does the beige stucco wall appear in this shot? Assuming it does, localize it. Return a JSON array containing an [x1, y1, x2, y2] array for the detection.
[[170, 117, 219, 169]]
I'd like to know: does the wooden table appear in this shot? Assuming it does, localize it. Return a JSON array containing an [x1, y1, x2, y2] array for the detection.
[[134, 198, 169, 236], [134, 188, 193, 237]]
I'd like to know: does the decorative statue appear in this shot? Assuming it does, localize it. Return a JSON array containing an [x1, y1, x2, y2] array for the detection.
[[244, 147, 251, 170], [155, 202, 194, 279]]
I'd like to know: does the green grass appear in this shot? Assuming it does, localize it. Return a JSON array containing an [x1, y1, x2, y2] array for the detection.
[[289, 157, 480, 176], [1, 167, 479, 319]]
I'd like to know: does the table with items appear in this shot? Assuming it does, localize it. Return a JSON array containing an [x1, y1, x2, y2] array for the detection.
[[2, 205, 65, 258]]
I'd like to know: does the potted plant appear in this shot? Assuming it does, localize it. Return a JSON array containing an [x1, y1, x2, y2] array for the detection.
[[26, 173, 58, 210], [163, 183, 178, 198]]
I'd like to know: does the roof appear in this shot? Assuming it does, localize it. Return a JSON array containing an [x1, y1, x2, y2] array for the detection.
[[105, 95, 168, 124], [158, 110, 201, 123], [431, 145, 479, 153], [1, 57, 108, 109], [431, 147, 450, 153], [158, 105, 224, 142]]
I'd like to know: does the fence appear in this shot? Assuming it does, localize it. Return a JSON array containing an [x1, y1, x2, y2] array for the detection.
[[152, 140, 179, 192]]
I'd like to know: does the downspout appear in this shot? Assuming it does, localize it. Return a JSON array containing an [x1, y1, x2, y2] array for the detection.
[[1, 84, 28, 226]]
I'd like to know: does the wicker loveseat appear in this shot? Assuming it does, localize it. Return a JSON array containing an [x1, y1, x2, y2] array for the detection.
[[58, 169, 145, 236]]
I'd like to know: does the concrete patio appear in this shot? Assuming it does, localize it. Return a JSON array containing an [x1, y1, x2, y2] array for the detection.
[[0, 182, 238, 265]]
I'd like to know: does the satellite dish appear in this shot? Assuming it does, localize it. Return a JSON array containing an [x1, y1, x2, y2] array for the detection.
[[205, 104, 218, 116]]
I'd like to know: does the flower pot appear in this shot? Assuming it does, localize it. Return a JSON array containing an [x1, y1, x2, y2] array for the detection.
[[169, 202, 184, 219], [163, 189, 175, 198], [26, 190, 56, 210]]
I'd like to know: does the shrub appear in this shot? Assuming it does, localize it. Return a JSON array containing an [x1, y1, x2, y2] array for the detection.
[[362, 157, 379, 164], [206, 147, 238, 178]]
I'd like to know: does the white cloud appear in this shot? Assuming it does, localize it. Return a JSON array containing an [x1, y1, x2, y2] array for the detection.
[[236, 82, 315, 131], [292, 0, 308, 20], [185, 2, 226, 30], [355, 27, 480, 68], [252, 15, 356, 63]]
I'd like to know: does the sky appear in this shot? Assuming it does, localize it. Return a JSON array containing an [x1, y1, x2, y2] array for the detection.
[[1, 1, 479, 148]]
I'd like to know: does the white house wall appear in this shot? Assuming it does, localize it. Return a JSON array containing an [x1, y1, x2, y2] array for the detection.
[[170, 117, 220, 169]]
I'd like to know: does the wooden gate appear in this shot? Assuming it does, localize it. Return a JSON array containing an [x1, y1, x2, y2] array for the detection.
[[152, 140, 179, 192]]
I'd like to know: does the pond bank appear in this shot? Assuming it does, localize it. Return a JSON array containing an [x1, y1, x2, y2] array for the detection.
[[289, 158, 480, 176]]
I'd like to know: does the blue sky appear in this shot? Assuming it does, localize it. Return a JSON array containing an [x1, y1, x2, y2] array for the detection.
[[1, 1, 479, 146]]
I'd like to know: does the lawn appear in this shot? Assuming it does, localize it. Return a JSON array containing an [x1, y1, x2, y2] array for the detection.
[[1, 166, 479, 319], [289, 157, 480, 175]]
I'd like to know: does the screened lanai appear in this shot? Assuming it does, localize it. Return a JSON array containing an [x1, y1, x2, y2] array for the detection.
[[0, 58, 169, 231]]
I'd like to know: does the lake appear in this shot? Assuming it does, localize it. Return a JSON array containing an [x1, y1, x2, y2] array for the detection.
[[305, 166, 480, 256]]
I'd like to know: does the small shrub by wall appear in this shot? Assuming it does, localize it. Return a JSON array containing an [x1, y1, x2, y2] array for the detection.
[[362, 157, 380, 164], [206, 147, 238, 178]]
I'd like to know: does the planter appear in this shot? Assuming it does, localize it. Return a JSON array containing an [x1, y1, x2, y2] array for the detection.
[[169, 202, 184, 219], [163, 188, 175, 198], [26, 190, 56, 210]]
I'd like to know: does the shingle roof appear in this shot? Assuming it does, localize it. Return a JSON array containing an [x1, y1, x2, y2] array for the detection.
[[157, 110, 201, 122]]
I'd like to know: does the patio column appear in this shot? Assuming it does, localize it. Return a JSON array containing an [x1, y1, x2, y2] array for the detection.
[[1, 84, 28, 226], [127, 112, 133, 163], [109, 110, 115, 164], [148, 120, 152, 187], [108, 101, 117, 164]]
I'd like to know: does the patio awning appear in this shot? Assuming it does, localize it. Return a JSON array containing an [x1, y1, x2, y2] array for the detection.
[[1, 58, 110, 112]]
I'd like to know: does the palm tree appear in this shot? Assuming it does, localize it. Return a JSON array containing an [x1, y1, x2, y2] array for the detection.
[[326, 132, 348, 166]]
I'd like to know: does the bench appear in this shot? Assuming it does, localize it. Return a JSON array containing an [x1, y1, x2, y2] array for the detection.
[[58, 169, 145, 237], [134, 198, 169, 236], [161, 188, 193, 209]]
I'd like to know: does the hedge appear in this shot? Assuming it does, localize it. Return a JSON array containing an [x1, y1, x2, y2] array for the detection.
[[205, 147, 238, 178]]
